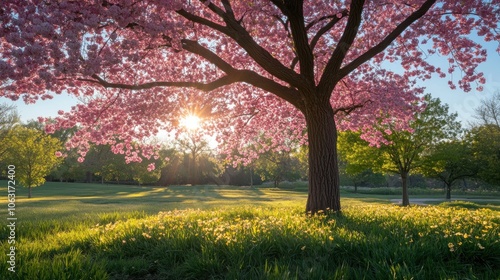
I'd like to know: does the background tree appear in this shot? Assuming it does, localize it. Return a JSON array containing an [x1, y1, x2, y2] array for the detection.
[[80, 145, 114, 183], [49, 149, 83, 182], [295, 145, 309, 181], [468, 124, 500, 186], [338, 95, 462, 206], [420, 140, 479, 199], [25, 121, 81, 182], [48, 127, 81, 182], [469, 92, 500, 187], [158, 148, 183, 186], [473, 92, 500, 127], [379, 96, 461, 205], [0, 103, 20, 162], [2, 1, 499, 212], [129, 160, 162, 185], [197, 153, 225, 185], [245, 135, 302, 188], [254, 150, 302, 188], [4, 127, 62, 198], [176, 133, 212, 185], [338, 131, 382, 193]]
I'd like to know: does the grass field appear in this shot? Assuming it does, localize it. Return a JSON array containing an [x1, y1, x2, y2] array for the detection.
[[1, 181, 499, 279]]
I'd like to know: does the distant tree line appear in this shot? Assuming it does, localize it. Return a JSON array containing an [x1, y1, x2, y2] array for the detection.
[[48, 137, 308, 188], [0, 104, 307, 189], [1, 92, 499, 200]]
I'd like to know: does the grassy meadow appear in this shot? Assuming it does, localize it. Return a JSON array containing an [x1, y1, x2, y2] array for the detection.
[[1, 181, 499, 279]]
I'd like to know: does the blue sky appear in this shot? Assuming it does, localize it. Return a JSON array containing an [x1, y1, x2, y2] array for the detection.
[[5, 41, 500, 127], [415, 39, 500, 126]]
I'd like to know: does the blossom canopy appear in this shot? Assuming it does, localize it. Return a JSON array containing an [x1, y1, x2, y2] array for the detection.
[[1, 0, 499, 212]]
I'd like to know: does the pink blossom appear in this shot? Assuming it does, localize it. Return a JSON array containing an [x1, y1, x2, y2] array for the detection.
[[147, 163, 155, 172], [0, 0, 498, 182]]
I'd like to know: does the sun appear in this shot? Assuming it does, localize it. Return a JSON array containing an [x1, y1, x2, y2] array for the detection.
[[179, 114, 201, 130]]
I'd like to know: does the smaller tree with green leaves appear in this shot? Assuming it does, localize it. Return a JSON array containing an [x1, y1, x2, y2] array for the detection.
[[130, 159, 162, 185], [338, 95, 461, 206], [295, 145, 310, 181], [421, 140, 479, 199], [5, 127, 62, 198], [248, 135, 303, 188], [468, 124, 500, 187], [338, 131, 383, 192], [254, 150, 302, 188], [0, 103, 20, 162], [41, 124, 80, 182]]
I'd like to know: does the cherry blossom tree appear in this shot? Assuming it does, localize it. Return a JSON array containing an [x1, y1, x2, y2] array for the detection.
[[1, 0, 499, 212]]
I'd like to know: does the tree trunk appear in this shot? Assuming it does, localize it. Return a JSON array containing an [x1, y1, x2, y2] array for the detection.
[[250, 166, 253, 188], [446, 183, 451, 199], [305, 104, 341, 213], [28, 186, 32, 198], [85, 171, 93, 183], [191, 152, 197, 185], [401, 172, 410, 206]]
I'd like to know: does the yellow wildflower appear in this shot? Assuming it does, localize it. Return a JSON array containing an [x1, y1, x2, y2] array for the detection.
[[448, 243, 455, 252]]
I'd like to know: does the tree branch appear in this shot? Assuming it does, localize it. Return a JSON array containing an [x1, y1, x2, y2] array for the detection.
[[176, 9, 228, 34], [76, 70, 304, 112], [292, 11, 348, 78], [220, 0, 235, 19], [317, 0, 365, 100], [279, 0, 315, 82], [78, 74, 239, 92], [181, 39, 235, 73], [217, 1, 307, 92], [180, 34, 304, 109], [333, 99, 372, 115], [238, 70, 305, 112], [146, 35, 236, 74], [309, 10, 349, 52], [177, 3, 307, 97], [337, 0, 437, 81]]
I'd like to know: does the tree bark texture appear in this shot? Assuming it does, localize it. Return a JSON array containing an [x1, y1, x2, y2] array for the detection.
[[401, 172, 410, 206], [305, 103, 341, 213]]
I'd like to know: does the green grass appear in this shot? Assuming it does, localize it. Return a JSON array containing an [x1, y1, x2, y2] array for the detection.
[[341, 185, 500, 197], [1, 181, 499, 279]]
